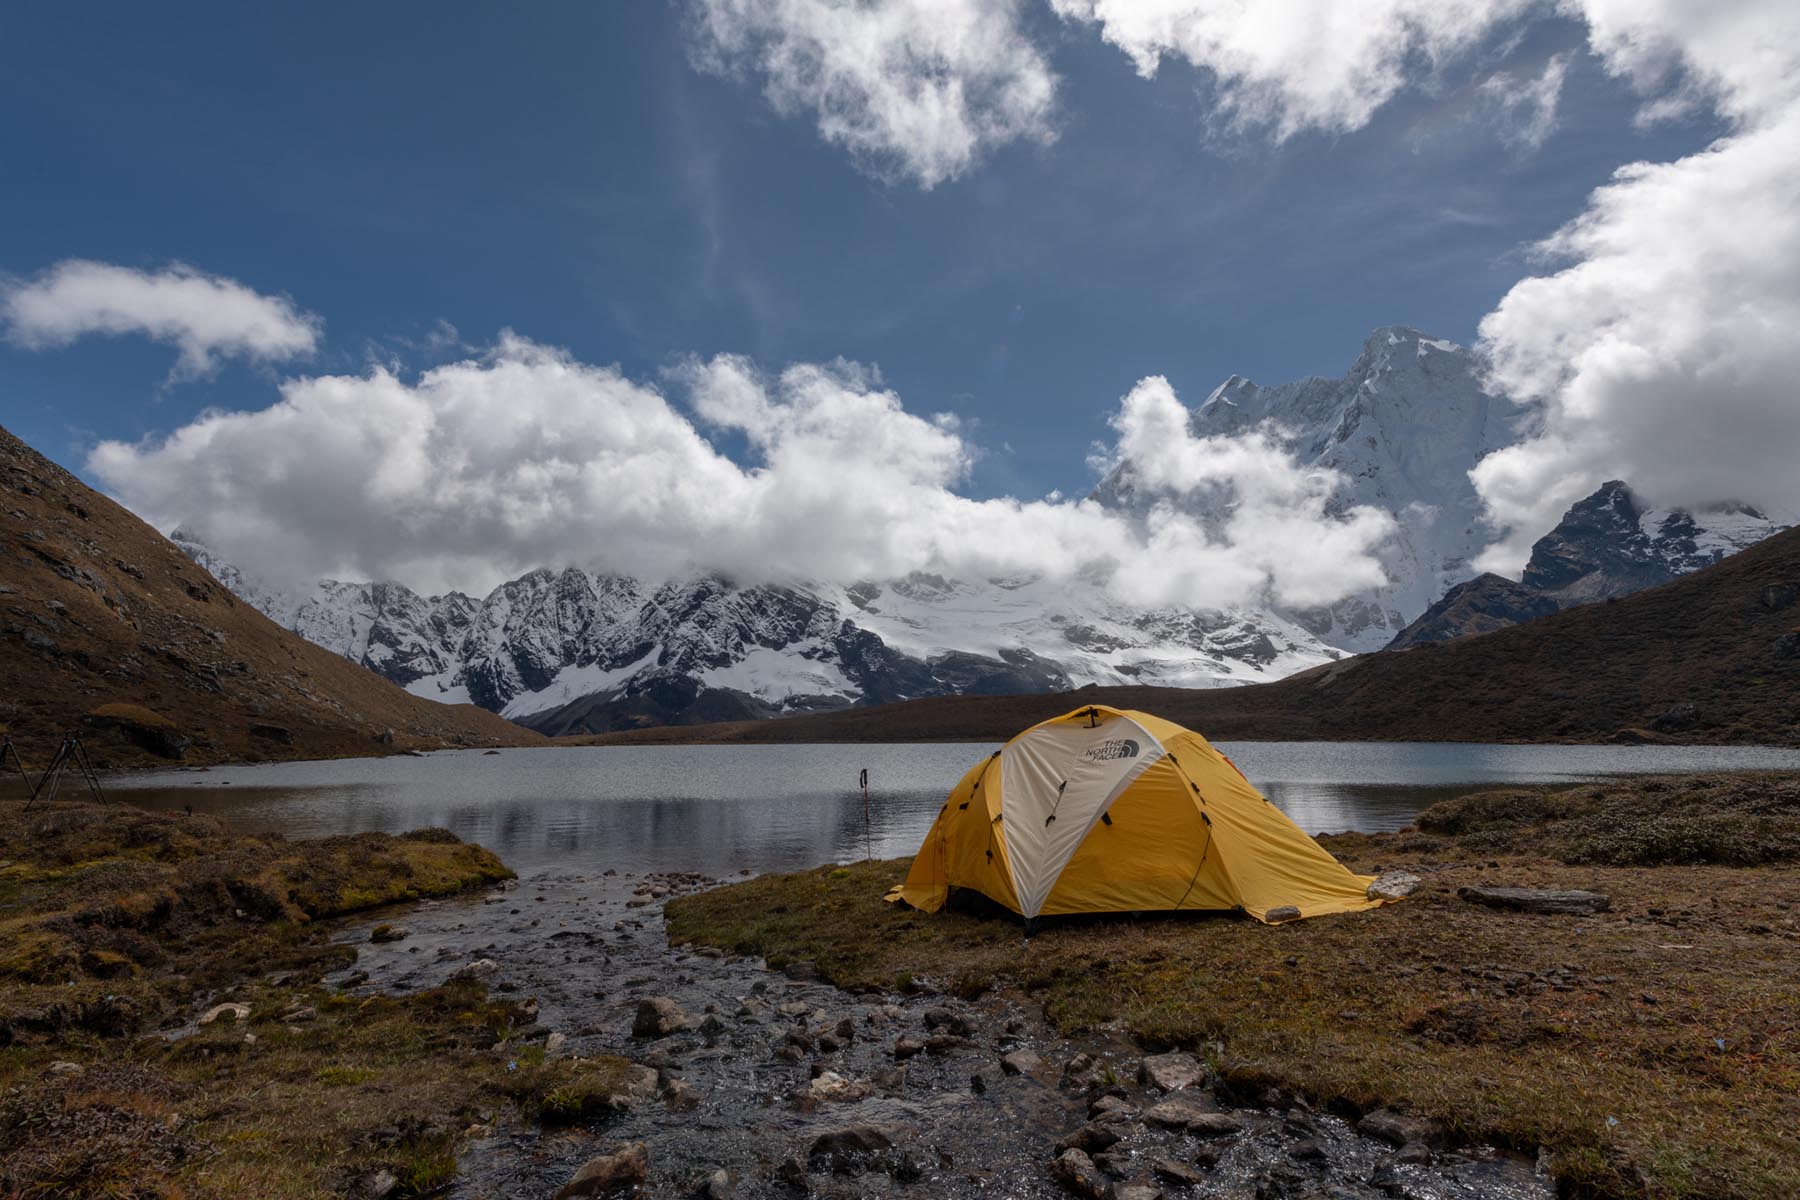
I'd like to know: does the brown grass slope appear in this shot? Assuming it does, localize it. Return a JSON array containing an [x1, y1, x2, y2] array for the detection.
[[588, 525, 1800, 745], [0, 424, 541, 767]]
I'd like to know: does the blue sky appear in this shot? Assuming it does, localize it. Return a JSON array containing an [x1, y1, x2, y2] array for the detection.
[[0, 4, 1713, 492], [1, 2, 1791, 601]]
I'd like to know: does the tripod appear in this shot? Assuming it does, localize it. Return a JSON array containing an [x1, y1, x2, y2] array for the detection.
[[1, 733, 35, 798], [22, 733, 105, 811]]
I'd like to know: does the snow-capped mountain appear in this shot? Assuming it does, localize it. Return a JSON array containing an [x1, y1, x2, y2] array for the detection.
[[1095, 326, 1516, 650], [1388, 481, 1787, 648], [174, 529, 1339, 733], [172, 326, 1783, 732]]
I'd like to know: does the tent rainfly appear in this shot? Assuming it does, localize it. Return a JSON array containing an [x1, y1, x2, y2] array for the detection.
[[885, 705, 1393, 923]]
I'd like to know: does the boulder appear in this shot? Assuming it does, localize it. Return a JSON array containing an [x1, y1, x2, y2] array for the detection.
[[1457, 886, 1611, 915], [808, 1071, 871, 1103], [633, 996, 694, 1038], [554, 1142, 649, 1198], [695, 1168, 733, 1199], [1366, 871, 1422, 901], [1137, 1051, 1205, 1092], [893, 1036, 925, 1060], [1264, 905, 1303, 923]]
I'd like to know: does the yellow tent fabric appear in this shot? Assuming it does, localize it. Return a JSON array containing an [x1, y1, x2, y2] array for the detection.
[[884, 704, 1390, 923]]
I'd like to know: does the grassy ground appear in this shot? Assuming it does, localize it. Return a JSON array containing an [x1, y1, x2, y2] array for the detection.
[[0, 799, 635, 1199], [667, 773, 1800, 1200]]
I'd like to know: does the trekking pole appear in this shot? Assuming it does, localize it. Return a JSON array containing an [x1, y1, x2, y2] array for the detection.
[[860, 768, 871, 861]]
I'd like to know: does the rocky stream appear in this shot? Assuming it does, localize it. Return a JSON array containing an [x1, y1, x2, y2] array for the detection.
[[333, 869, 1556, 1200]]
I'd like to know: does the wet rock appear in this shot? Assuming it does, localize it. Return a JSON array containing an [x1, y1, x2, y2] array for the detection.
[[1002, 1048, 1051, 1079], [924, 1033, 966, 1055], [199, 1002, 250, 1025], [923, 1006, 975, 1037], [1287, 1138, 1327, 1162], [1106, 1185, 1163, 1200], [1394, 1141, 1434, 1165], [369, 924, 409, 943], [695, 1168, 733, 1199], [808, 1071, 872, 1103], [1367, 871, 1422, 901], [778, 1000, 812, 1018], [1089, 1095, 1137, 1120], [1138, 1051, 1204, 1092], [1149, 1157, 1207, 1187], [1358, 1109, 1445, 1148], [1457, 886, 1611, 915], [1051, 1148, 1109, 1199], [698, 1013, 727, 1039], [1144, 1095, 1239, 1137], [1056, 1123, 1123, 1155], [633, 995, 694, 1038], [833, 1016, 856, 1043], [808, 1122, 896, 1169], [776, 1156, 809, 1191], [449, 958, 499, 985], [554, 1141, 649, 1198], [664, 1077, 702, 1110], [893, 1035, 924, 1060], [1061, 1052, 1113, 1090]]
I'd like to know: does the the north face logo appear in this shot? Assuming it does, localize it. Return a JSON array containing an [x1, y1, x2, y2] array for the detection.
[[1082, 738, 1140, 762]]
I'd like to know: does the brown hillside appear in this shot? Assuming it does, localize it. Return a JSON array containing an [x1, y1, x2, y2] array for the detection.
[[586, 525, 1800, 746], [0, 425, 541, 768]]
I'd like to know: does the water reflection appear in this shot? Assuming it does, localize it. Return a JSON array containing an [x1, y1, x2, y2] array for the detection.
[[111, 740, 1800, 873]]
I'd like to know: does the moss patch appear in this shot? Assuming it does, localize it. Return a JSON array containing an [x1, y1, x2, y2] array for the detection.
[[0, 799, 610, 1199], [667, 773, 1800, 1200]]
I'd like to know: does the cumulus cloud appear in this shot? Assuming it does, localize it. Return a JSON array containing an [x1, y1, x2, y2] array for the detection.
[[1479, 51, 1568, 151], [1, 259, 320, 378], [88, 336, 1394, 610], [1470, 0, 1800, 570], [685, 0, 1058, 188]]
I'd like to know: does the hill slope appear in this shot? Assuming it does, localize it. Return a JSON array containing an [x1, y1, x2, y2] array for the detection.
[[586, 523, 1800, 746], [0, 425, 540, 767]]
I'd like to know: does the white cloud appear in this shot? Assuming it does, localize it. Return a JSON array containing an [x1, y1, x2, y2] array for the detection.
[[685, 0, 1058, 187], [1479, 51, 1568, 151], [89, 336, 1394, 611], [1, 260, 320, 378], [1470, 0, 1800, 570], [1047, 0, 1535, 140]]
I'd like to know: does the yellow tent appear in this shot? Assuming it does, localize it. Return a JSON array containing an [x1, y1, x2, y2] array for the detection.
[[885, 704, 1391, 923]]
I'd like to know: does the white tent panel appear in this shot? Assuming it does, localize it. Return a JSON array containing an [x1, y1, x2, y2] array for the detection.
[[998, 711, 1167, 917]]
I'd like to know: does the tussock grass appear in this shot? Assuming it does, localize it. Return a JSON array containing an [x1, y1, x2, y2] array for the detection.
[[667, 773, 1800, 1200]]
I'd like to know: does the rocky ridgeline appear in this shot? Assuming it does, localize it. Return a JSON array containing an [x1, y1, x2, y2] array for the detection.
[[336, 869, 1552, 1199]]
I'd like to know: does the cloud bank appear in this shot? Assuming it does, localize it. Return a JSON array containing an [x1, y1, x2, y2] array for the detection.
[[688, 0, 1800, 575], [88, 336, 1394, 609], [1, 259, 320, 378]]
